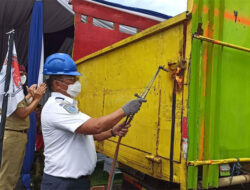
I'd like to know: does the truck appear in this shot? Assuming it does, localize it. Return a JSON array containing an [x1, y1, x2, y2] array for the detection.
[[74, 0, 250, 189]]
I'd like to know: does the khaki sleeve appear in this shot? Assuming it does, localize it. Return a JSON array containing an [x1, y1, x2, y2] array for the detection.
[[17, 99, 28, 108]]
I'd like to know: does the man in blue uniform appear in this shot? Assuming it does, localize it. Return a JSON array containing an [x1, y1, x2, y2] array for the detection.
[[41, 53, 145, 190]]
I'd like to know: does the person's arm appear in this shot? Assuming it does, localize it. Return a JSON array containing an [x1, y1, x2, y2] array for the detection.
[[75, 98, 145, 135], [94, 122, 131, 141], [14, 83, 46, 119], [76, 108, 125, 134]]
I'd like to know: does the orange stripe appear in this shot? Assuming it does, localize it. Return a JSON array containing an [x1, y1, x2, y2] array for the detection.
[[204, 28, 209, 37], [214, 8, 219, 16], [238, 16, 250, 26], [203, 6, 208, 14], [214, 40, 219, 44], [224, 12, 236, 21], [198, 7, 250, 27], [224, 11, 250, 26]]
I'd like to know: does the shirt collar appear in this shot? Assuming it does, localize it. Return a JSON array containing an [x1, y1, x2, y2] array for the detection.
[[51, 92, 77, 105]]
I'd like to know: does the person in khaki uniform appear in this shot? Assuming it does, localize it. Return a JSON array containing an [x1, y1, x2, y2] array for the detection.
[[0, 65, 47, 190]]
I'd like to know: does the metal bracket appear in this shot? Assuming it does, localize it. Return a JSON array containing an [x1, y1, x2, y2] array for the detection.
[[193, 34, 250, 53], [145, 154, 162, 163], [168, 59, 187, 90], [145, 155, 162, 177]]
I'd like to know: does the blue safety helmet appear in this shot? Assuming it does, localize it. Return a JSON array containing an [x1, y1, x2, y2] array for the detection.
[[43, 53, 81, 76]]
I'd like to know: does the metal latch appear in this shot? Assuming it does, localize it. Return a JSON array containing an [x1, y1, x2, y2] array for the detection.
[[145, 155, 162, 163]]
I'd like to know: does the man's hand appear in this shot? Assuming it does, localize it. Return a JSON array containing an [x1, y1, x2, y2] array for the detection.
[[112, 122, 131, 137], [122, 98, 146, 116]]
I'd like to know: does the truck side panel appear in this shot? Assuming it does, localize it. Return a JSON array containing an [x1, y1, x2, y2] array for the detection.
[[76, 12, 190, 183]]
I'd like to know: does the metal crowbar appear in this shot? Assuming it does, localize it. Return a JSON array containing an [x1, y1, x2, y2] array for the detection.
[[107, 66, 168, 190]]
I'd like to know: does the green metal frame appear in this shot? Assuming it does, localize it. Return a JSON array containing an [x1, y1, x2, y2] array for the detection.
[[188, 0, 250, 189]]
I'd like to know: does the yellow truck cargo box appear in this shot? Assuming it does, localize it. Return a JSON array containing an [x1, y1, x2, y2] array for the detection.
[[76, 11, 190, 189]]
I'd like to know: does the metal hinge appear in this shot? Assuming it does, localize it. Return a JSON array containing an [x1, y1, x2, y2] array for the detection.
[[145, 155, 162, 163], [145, 155, 162, 177]]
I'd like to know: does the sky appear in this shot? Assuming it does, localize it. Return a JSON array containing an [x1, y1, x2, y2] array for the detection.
[[105, 0, 187, 16]]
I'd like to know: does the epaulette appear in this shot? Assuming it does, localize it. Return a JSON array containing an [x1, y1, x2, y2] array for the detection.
[[56, 97, 78, 114]]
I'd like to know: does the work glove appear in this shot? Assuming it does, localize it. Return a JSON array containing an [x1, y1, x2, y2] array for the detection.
[[122, 98, 146, 116]]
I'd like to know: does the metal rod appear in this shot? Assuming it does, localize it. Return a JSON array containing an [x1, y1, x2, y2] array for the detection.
[[138, 66, 168, 99], [107, 66, 167, 190], [193, 34, 250, 53], [107, 136, 122, 190], [219, 174, 250, 187], [140, 67, 161, 99], [188, 158, 250, 167]]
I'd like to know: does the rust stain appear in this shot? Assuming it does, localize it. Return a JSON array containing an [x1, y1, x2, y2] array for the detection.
[[204, 25, 209, 37], [155, 89, 161, 156], [211, 24, 215, 38], [197, 23, 204, 35], [214, 40, 219, 44], [203, 6, 208, 14], [175, 67, 185, 91]]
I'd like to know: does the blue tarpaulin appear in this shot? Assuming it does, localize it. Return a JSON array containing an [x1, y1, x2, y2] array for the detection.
[[21, 1, 43, 189]]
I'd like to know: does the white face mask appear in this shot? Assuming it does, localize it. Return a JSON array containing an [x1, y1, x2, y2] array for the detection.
[[67, 81, 81, 98], [20, 75, 27, 85]]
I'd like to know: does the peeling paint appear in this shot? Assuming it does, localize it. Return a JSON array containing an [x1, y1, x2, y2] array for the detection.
[[234, 11, 238, 22]]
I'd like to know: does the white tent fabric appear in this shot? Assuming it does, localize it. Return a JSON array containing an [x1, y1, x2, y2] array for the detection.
[[0, 0, 74, 67]]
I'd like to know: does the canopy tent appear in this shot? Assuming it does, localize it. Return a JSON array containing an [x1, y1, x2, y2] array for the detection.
[[0, 0, 74, 68]]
